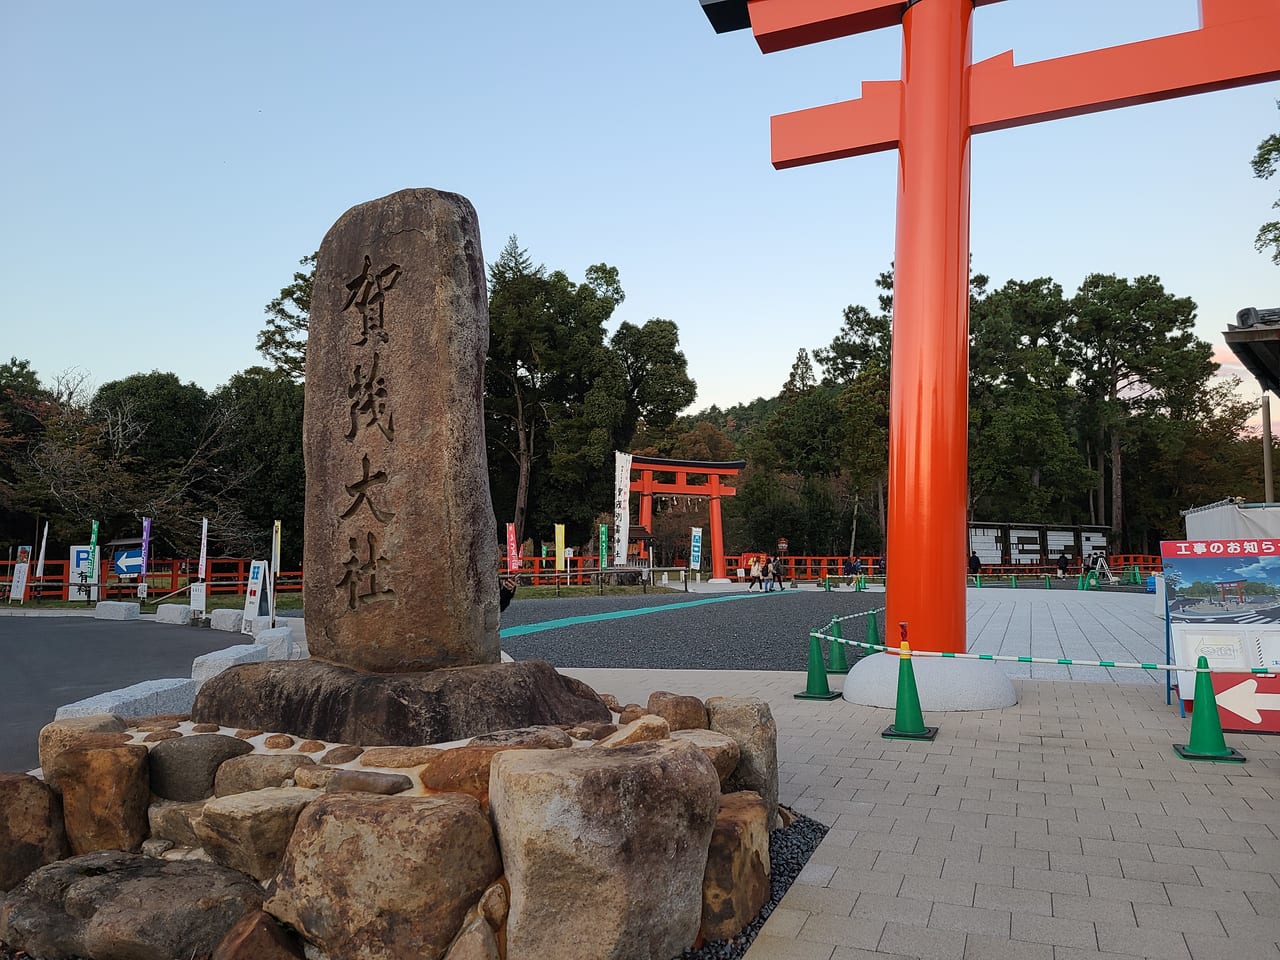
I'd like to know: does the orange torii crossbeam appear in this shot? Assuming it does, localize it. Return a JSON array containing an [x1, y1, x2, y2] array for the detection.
[[700, 0, 1280, 653]]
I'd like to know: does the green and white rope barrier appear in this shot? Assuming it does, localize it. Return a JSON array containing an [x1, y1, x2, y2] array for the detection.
[[811, 625, 1273, 675]]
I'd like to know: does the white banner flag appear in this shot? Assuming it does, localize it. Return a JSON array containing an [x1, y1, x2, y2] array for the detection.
[[35, 522, 48, 578], [613, 451, 633, 566], [198, 518, 208, 579]]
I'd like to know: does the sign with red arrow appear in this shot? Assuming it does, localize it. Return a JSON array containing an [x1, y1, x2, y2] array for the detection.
[[1208, 673, 1280, 734]]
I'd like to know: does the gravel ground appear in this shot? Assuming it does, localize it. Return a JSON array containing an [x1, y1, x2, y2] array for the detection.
[[500, 588, 886, 670]]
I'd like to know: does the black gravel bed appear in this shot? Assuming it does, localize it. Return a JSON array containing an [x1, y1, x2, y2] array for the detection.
[[680, 812, 829, 960], [500, 589, 886, 671]]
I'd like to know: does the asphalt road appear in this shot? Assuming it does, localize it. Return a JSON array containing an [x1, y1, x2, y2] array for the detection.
[[0, 589, 884, 773], [0, 618, 234, 772]]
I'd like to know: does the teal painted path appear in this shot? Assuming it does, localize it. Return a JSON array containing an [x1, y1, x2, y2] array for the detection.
[[499, 592, 793, 638]]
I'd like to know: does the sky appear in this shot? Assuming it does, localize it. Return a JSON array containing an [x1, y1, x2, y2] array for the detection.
[[2, 1, 1277, 414]]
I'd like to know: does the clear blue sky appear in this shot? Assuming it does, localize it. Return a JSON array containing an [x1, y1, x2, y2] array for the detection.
[[3, 1, 1276, 411]]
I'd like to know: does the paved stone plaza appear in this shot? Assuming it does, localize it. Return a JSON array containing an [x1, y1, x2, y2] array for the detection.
[[568, 593, 1280, 960]]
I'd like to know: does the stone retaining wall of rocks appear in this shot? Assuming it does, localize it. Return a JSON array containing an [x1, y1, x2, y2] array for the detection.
[[1, 688, 779, 960]]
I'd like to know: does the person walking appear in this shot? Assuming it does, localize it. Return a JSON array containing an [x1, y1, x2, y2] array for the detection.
[[968, 552, 981, 578], [749, 555, 763, 591], [772, 556, 785, 591], [763, 556, 775, 591], [1057, 552, 1071, 579]]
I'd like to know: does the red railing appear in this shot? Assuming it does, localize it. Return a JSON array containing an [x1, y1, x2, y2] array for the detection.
[[0, 551, 1167, 601]]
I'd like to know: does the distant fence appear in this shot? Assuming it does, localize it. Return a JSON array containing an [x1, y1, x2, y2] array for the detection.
[[0, 551, 1164, 601]]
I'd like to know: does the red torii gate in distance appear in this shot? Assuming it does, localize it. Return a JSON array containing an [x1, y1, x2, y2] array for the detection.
[[630, 455, 745, 581], [699, 0, 1280, 653]]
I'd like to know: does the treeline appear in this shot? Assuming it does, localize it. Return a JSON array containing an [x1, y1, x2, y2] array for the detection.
[[0, 250, 1264, 569], [637, 269, 1265, 563]]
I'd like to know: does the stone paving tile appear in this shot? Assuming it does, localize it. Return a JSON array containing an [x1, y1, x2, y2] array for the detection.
[[878, 921, 968, 960], [1085, 874, 1171, 905], [896, 875, 978, 907], [962, 933, 1053, 959], [1010, 912, 1098, 950], [795, 914, 885, 951], [1014, 864, 1091, 896], [926, 901, 1012, 937], [759, 908, 809, 939], [1131, 903, 1225, 936], [1051, 893, 1137, 927], [974, 882, 1053, 916], [743, 936, 835, 960], [1180, 933, 1280, 960], [1095, 923, 1191, 960]]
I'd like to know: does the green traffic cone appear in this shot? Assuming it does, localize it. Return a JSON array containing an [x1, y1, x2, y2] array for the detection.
[[824, 576, 832, 592], [827, 620, 850, 674], [795, 634, 841, 700], [865, 611, 880, 649], [1076, 573, 1084, 590], [1044, 575, 1052, 590], [882, 635, 938, 741], [1010, 574, 1017, 589], [1174, 656, 1245, 762], [975, 574, 982, 588]]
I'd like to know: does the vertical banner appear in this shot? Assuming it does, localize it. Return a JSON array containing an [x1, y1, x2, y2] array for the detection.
[[613, 451, 632, 566], [35, 521, 48, 578], [9, 545, 32, 604], [506, 523, 520, 570], [138, 517, 153, 599], [271, 520, 282, 627], [599, 524, 608, 569], [690, 526, 704, 570], [197, 518, 209, 580], [554, 524, 566, 571], [87, 520, 99, 585]]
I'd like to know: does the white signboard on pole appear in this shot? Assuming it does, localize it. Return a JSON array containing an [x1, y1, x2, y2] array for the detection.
[[8, 545, 31, 604], [70, 546, 99, 601], [190, 581, 207, 617], [241, 560, 272, 635], [613, 451, 633, 566], [197, 518, 208, 580], [690, 526, 704, 570]]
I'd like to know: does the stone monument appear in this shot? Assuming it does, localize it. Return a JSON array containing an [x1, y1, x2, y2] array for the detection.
[[192, 189, 609, 744], [303, 188, 498, 673]]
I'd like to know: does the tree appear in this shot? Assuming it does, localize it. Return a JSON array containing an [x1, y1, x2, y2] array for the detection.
[[1253, 102, 1280, 266], [1063, 274, 1213, 543], [257, 253, 316, 380], [610, 319, 697, 434], [967, 278, 1092, 524], [212, 367, 306, 564], [485, 237, 627, 546], [0, 358, 49, 547]]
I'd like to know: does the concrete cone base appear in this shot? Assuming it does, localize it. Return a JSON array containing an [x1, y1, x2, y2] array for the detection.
[[843, 653, 1018, 711]]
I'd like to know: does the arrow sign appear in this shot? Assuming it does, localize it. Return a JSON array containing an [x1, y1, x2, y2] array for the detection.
[[1211, 674, 1280, 733], [114, 549, 143, 576]]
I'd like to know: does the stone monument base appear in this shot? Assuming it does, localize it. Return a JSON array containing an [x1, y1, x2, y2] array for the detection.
[[191, 659, 611, 746], [841, 653, 1017, 711]]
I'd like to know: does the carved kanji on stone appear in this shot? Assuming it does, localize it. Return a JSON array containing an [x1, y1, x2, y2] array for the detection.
[[335, 531, 396, 610], [346, 354, 395, 441], [339, 454, 395, 525], [343, 255, 402, 347]]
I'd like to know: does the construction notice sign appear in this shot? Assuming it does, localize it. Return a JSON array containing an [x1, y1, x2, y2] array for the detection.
[[1207, 672, 1280, 734], [1162, 538, 1280, 734]]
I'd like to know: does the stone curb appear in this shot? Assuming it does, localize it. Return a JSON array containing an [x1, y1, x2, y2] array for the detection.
[[191, 644, 270, 687], [54, 678, 198, 720]]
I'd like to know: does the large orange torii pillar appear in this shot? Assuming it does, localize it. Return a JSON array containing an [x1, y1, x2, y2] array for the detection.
[[700, 0, 1280, 652], [630, 455, 745, 581]]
